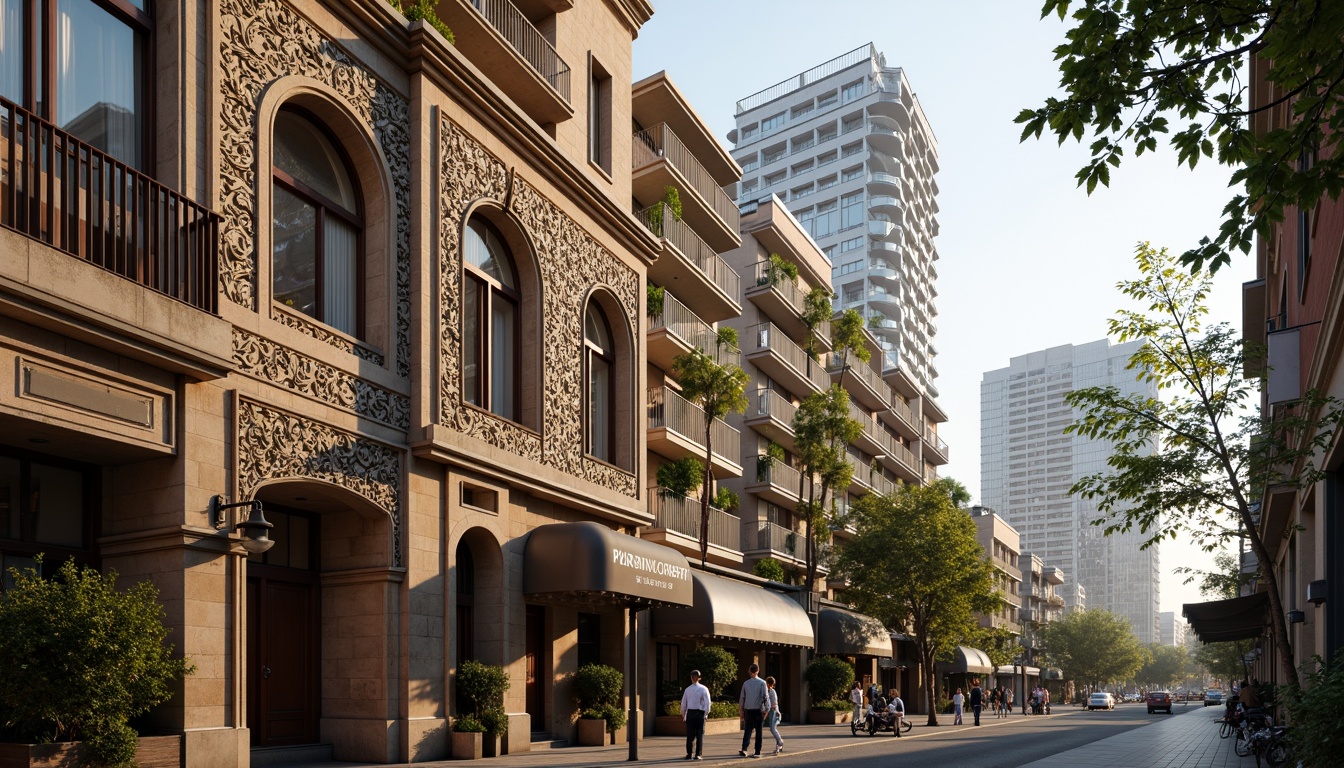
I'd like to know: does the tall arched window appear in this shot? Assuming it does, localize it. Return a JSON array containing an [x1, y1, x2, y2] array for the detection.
[[584, 303, 614, 463], [272, 109, 363, 337], [462, 217, 519, 421]]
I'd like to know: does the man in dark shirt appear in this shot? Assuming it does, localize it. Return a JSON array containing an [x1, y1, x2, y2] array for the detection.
[[969, 679, 984, 726]]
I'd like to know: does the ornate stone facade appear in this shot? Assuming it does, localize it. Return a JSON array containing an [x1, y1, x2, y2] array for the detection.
[[237, 397, 404, 567], [437, 117, 638, 496], [233, 329, 410, 431], [219, 0, 412, 377]]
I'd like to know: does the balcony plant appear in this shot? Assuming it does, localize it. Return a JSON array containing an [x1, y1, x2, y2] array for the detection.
[[759, 253, 800, 287], [455, 659, 510, 757], [753, 557, 786, 583], [803, 656, 855, 724], [573, 663, 626, 745], [389, 0, 455, 43], [712, 488, 738, 514], [657, 457, 704, 500], [646, 284, 665, 320], [755, 441, 786, 482], [0, 558, 194, 768], [645, 186, 682, 237]]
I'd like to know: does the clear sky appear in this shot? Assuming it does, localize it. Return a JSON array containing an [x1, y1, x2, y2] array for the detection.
[[633, 0, 1253, 618]]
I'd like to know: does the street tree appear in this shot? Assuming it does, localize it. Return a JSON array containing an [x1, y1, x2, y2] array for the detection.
[[1183, 551, 1255, 687], [932, 476, 972, 509], [967, 625, 1019, 669], [1194, 638, 1251, 688], [1041, 609, 1146, 690], [833, 485, 1001, 726], [1137, 644, 1192, 690], [1017, 0, 1344, 273], [792, 385, 859, 593], [1065, 243, 1342, 685], [673, 328, 749, 567]]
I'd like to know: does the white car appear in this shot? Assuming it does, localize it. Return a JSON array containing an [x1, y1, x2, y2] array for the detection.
[[1087, 692, 1115, 710]]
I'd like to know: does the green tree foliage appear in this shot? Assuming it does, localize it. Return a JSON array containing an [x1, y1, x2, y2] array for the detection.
[[833, 486, 1001, 725], [1041, 609, 1146, 688], [1017, 0, 1344, 272], [801, 287, 834, 361], [966, 625, 1019, 669], [674, 336, 750, 567], [802, 656, 855, 706], [752, 557, 786, 583], [932, 476, 972, 509], [828, 308, 871, 391], [573, 663, 626, 733], [391, 0, 455, 43], [792, 385, 860, 593], [1065, 244, 1343, 685], [456, 660, 511, 736], [763, 253, 800, 286], [1193, 639, 1251, 686], [1280, 649, 1344, 768], [681, 646, 738, 700], [0, 559, 194, 768], [1137, 644, 1192, 689], [656, 457, 704, 499]]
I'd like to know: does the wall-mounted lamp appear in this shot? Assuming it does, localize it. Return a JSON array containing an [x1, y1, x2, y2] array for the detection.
[[1307, 579, 1327, 605], [208, 496, 275, 554], [1287, 609, 1306, 624]]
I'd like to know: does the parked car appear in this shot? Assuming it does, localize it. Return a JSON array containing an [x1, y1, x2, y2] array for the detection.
[[1204, 690, 1224, 707], [1087, 692, 1115, 710], [1147, 690, 1173, 714]]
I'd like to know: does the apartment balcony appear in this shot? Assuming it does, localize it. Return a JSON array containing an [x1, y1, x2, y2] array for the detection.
[[867, 258, 901, 290], [869, 195, 905, 219], [742, 388, 797, 453], [865, 170, 903, 196], [1000, 590, 1023, 610], [632, 123, 740, 251], [637, 204, 741, 323], [436, 0, 573, 124], [866, 125, 903, 158], [881, 394, 921, 441], [844, 449, 893, 497], [743, 458, 811, 510], [744, 322, 830, 397], [644, 486, 742, 566], [923, 395, 948, 424], [880, 440, 921, 484], [747, 521, 806, 567], [1043, 566, 1065, 585], [865, 286, 902, 320], [829, 353, 890, 412], [883, 357, 920, 399], [0, 97, 231, 380], [846, 401, 885, 457], [867, 219, 901, 244], [647, 386, 742, 478], [744, 260, 831, 343], [648, 290, 716, 372], [866, 311, 901, 343], [922, 426, 949, 466], [869, 92, 912, 132], [990, 554, 1022, 582], [1047, 594, 1066, 608]]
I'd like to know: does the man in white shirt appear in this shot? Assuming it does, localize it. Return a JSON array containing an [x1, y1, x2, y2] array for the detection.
[[680, 670, 711, 761]]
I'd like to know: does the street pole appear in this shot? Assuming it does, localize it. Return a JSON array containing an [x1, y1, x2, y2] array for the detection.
[[628, 606, 639, 761]]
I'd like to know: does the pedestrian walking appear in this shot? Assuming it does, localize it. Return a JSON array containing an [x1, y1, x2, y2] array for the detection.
[[1004, 687, 1013, 717], [990, 686, 1001, 718], [680, 669, 710, 761], [765, 676, 784, 755], [952, 687, 964, 725], [738, 663, 769, 758], [849, 681, 865, 727], [969, 679, 984, 726]]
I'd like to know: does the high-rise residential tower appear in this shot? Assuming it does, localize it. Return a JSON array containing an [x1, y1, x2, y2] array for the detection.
[[729, 44, 948, 484], [981, 340, 1161, 644]]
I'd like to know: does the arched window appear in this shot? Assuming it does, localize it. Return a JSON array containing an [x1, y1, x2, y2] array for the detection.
[[462, 217, 519, 421], [272, 109, 363, 337], [584, 304, 614, 463]]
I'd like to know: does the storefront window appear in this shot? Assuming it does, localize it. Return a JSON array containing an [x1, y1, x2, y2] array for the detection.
[[0, 450, 94, 569]]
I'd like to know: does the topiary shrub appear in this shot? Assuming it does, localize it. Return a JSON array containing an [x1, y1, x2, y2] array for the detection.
[[457, 659, 511, 736], [0, 558, 194, 768], [803, 656, 854, 707], [453, 713, 486, 733], [753, 557, 786, 583], [682, 645, 739, 701], [573, 664, 626, 734]]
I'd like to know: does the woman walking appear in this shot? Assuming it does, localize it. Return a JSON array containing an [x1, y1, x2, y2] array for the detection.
[[765, 676, 784, 755], [849, 681, 865, 727], [952, 687, 965, 725]]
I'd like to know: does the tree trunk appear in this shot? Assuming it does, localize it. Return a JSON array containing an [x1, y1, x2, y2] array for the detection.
[[803, 483, 817, 595], [1240, 502, 1299, 687], [700, 417, 714, 568], [922, 645, 939, 726]]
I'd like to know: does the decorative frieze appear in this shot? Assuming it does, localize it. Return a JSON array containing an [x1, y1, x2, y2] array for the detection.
[[219, 0, 412, 377], [232, 329, 409, 431], [237, 398, 403, 567]]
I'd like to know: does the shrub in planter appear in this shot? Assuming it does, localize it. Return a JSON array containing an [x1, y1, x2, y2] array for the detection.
[[0, 558, 193, 768], [802, 656, 854, 707], [453, 714, 486, 733], [752, 557, 786, 583], [456, 659, 510, 739], [573, 664, 626, 735], [681, 646, 738, 701]]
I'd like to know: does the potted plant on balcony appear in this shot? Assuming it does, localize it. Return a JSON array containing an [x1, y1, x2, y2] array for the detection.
[[645, 186, 682, 237], [755, 442, 785, 482], [759, 253, 799, 287], [647, 284, 665, 320], [803, 656, 855, 724], [657, 457, 703, 501], [0, 558, 194, 768], [573, 664, 626, 745], [389, 0, 455, 44], [655, 646, 741, 736], [712, 488, 738, 514], [454, 659, 510, 758]]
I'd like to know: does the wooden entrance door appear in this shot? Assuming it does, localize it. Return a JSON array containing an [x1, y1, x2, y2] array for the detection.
[[525, 605, 545, 731], [247, 565, 319, 746]]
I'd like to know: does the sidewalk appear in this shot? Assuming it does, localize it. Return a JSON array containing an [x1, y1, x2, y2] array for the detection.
[[1016, 704, 1244, 768]]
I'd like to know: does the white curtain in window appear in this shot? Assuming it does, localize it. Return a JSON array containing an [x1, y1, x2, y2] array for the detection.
[[56, 0, 140, 167], [491, 297, 516, 419], [0, 0, 21, 104], [588, 354, 610, 461], [323, 216, 358, 336]]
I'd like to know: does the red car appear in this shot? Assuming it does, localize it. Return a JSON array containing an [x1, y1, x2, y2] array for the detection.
[[1146, 690, 1173, 714]]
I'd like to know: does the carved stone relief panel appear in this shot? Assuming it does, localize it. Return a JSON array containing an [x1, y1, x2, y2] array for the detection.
[[437, 117, 637, 497], [219, 0, 412, 377], [233, 329, 410, 431], [237, 397, 403, 567]]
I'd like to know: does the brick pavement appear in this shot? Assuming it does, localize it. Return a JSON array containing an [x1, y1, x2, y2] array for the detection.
[[1016, 704, 1245, 768]]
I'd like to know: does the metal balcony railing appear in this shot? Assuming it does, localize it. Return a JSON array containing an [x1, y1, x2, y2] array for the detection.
[[747, 260, 832, 340], [746, 322, 831, 392], [830, 353, 888, 397], [748, 388, 797, 428], [635, 203, 741, 301], [1, 97, 219, 312], [755, 521, 803, 560], [648, 486, 741, 552], [647, 386, 741, 464], [748, 456, 810, 499], [889, 396, 915, 426], [648, 291, 739, 365], [471, 0, 571, 102], [632, 124, 739, 233], [923, 426, 948, 456]]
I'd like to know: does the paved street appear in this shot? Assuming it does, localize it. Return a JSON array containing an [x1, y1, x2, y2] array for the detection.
[[307, 701, 1243, 768]]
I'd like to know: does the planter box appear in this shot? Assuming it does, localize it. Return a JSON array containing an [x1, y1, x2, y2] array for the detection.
[[0, 735, 182, 768], [450, 731, 482, 760], [576, 718, 608, 746], [654, 715, 741, 736], [482, 733, 502, 758], [806, 709, 852, 725]]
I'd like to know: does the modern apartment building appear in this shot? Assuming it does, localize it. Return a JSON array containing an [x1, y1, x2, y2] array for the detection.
[[728, 43, 947, 487], [969, 506, 1024, 636], [981, 340, 1161, 644], [1159, 611, 1189, 648]]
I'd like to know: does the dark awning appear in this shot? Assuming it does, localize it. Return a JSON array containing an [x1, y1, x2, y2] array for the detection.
[[935, 646, 994, 675], [651, 570, 814, 648], [817, 606, 892, 657], [523, 522, 693, 608], [1184, 592, 1269, 643]]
